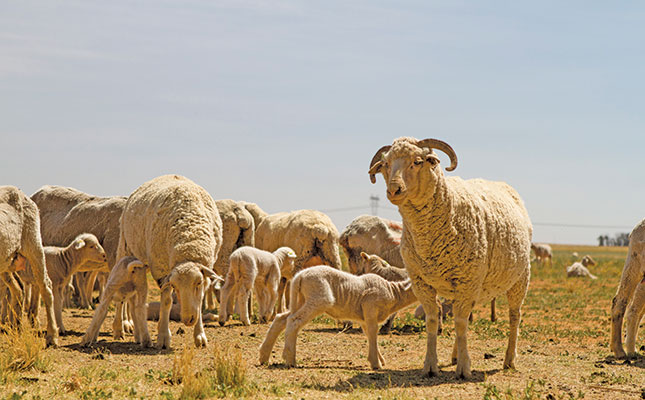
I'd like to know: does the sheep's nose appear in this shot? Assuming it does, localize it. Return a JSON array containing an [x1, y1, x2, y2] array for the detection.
[[387, 185, 403, 197]]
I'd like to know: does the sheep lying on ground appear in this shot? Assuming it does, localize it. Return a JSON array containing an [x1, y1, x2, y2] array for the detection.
[[259, 265, 417, 369], [531, 243, 552, 265], [31, 185, 126, 309], [611, 219, 645, 358], [566, 255, 597, 279], [19, 233, 107, 334], [368, 137, 532, 379], [80, 257, 149, 347], [219, 246, 296, 326], [117, 175, 223, 348], [147, 301, 217, 323], [242, 203, 341, 312], [0, 186, 58, 346]]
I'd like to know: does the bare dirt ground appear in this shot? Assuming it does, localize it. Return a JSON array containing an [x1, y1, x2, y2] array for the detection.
[[1, 244, 644, 399]]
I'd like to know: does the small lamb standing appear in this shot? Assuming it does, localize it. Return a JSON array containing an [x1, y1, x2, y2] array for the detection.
[[531, 243, 552, 265], [566, 255, 597, 279], [368, 137, 532, 379], [19, 233, 107, 334], [0, 186, 58, 346], [117, 174, 224, 348], [80, 256, 149, 347], [259, 265, 417, 370], [219, 246, 296, 326], [611, 219, 645, 358]]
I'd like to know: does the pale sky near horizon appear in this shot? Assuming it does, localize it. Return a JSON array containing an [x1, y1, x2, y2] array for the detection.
[[2, 1, 644, 245]]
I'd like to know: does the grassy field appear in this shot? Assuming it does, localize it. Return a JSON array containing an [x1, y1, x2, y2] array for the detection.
[[1, 244, 644, 399]]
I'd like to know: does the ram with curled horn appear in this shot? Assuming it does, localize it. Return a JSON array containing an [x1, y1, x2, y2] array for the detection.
[[367, 136, 532, 379]]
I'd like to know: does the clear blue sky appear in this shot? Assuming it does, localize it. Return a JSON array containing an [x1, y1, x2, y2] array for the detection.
[[2, 1, 644, 245]]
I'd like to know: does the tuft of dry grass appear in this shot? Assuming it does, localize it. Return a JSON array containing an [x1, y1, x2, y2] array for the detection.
[[0, 320, 49, 383]]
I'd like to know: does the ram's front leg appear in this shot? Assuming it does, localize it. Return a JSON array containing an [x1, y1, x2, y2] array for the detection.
[[409, 276, 439, 377]]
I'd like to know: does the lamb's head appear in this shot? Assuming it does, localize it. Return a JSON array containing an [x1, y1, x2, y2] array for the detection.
[[274, 247, 297, 279], [71, 233, 108, 267], [581, 255, 597, 267], [162, 262, 223, 327], [359, 251, 390, 275], [368, 137, 458, 206]]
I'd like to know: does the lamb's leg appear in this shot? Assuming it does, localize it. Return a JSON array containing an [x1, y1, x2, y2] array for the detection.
[[363, 320, 383, 370], [379, 312, 396, 335], [276, 277, 287, 313], [217, 278, 235, 326], [156, 287, 173, 349], [259, 311, 289, 364], [611, 255, 642, 359], [282, 304, 320, 367], [504, 269, 529, 370], [410, 277, 440, 377], [134, 281, 151, 347], [112, 301, 125, 340], [80, 289, 116, 346], [624, 281, 645, 357], [84, 270, 100, 308], [54, 284, 65, 334], [1, 272, 23, 327], [238, 284, 252, 326], [28, 283, 40, 324], [490, 298, 497, 322]]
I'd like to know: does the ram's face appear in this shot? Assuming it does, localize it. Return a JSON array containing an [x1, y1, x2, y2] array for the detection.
[[167, 262, 221, 327], [379, 145, 441, 206]]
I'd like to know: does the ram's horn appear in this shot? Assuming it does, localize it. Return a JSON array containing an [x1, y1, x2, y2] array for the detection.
[[416, 138, 458, 171]]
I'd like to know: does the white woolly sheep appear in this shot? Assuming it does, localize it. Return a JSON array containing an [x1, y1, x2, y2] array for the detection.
[[611, 219, 645, 358], [19, 233, 107, 334], [117, 174, 224, 348], [219, 246, 296, 326], [565, 255, 597, 279], [531, 243, 552, 265], [368, 137, 532, 379], [31, 185, 126, 308], [80, 256, 149, 347], [259, 265, 417, 369], [242, 203, 341, 312], [340, 215, 403, 275], [0, 186, 58, 346]]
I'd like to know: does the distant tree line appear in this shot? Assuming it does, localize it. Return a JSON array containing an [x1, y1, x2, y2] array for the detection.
[[597, 233, 629, 246]]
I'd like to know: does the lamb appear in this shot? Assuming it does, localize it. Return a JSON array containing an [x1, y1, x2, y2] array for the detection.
[[566, 255, 597, 279], [19, 233, 108, 334], [368, 137, 532, 379], [531, 243, 552, 265], [31, 186, 126, 308], [611, 219, 645, 358], [147, 301, 218, 322], [117, 174, 224, 348], [259, 265, 417, 370], [0, 186, 58, 346], [204, 199, 256, 310], [80, 256, 149, 347], [242, 203, 341, 312], [218, 246, 296, 326]]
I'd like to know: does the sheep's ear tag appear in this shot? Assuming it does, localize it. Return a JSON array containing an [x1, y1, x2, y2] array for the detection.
[[288, 250, 296, 258], [74, 240, 85, 250]]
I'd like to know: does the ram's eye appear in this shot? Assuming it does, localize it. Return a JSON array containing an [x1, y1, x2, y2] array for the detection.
[[413, 158, 423, 166]]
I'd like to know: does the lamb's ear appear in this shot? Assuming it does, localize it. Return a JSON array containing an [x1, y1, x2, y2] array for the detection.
[[127, 260, 145, 274], [360, 252, 370, 261], [200, 265, 223, 282], [73, 239, 86, 250], [402, 279, 412, 291]]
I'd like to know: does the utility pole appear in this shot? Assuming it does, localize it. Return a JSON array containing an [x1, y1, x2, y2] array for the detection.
[[370, 195, 379, 216]]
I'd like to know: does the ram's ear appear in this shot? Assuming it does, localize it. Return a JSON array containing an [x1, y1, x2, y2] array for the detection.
[[73, 239, 86, 250], [127, 260, 145, 274], [426, 153, 440, 167], [360, 252, 370, 261]]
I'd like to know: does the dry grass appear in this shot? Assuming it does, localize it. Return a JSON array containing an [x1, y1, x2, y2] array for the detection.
[[0, 244, 644, 399], [0, 319, 49, 384]]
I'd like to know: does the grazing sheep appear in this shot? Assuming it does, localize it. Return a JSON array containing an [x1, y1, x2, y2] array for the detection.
[[0, 186, 58, 346], [19, 233, 107, 334], [80, 257, 149, 347], [611, 220, 645, 358], [368, 137, 532, 378], [117, 174, 223, 348], [219, 246, 297, 326], [340, 215, 403, 275], [259, 265, 417, 369], [531, 243, 552, 265], [566, 255, 597, 279], [242, 203, 341, 312]]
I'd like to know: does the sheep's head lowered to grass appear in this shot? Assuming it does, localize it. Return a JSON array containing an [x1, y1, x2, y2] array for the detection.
[[368, 137, 458, 206], [161, 262, 222, 327]]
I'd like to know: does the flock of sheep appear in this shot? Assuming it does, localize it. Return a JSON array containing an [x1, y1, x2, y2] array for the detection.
[[0, 136, 644, 380]]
